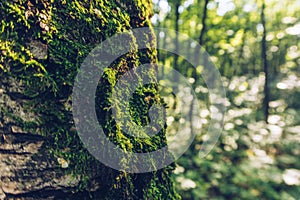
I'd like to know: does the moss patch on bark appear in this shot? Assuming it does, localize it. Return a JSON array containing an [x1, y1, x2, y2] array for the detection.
[[0, 0, 180, 199]]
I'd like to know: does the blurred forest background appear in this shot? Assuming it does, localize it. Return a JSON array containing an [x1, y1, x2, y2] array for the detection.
[[151, 0, 300, 199]]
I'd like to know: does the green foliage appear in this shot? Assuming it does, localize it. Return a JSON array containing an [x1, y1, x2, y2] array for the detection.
[[154, 0, 300, 199]]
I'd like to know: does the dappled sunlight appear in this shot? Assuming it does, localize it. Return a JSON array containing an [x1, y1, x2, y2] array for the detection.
[[215, 0, 236, 16], [168, 68, 300, 198], [226, 108, 252, 120], [152, 0, 300, 198], [248, 148, 274, 165], [283, 169, 300, 186], [285, 23, 300, 36], [176, 177, 197, 190], [277, 74, 300, 90], [230, 74, 265, 106]]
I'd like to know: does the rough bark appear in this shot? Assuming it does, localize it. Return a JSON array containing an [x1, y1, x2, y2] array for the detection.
[[0, 132, 87, 199], [0, 0, 179, 199]]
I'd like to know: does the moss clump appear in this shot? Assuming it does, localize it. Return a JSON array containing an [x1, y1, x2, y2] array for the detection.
[[0, 0, 180, 199]]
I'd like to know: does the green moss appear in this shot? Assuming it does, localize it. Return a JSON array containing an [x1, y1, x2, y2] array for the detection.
[[0, 0, 180, 199]]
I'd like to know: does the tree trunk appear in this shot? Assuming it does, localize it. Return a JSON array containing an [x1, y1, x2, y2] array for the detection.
[[261, 0, 270, 123], [0, 0, 179, 199], [189, 0, 209, 136]]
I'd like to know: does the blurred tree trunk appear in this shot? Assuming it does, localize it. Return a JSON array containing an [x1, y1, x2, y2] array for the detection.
[[0, 0, 179, 199], [261, 0, 270, 123], [189, 0, 209, 136], [174, 0, 180, 73], [172, 0, 180, 96]]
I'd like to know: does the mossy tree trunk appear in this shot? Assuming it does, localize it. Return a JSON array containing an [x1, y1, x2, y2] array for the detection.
[[0, 0, 179, 199]]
